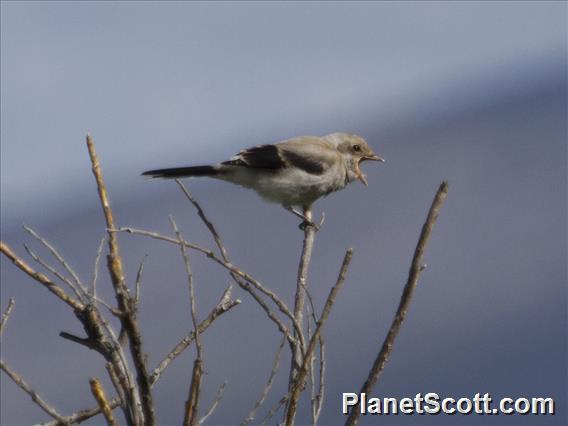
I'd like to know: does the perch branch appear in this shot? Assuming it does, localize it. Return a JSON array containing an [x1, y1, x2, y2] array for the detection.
[[285, 248, 353, 425]]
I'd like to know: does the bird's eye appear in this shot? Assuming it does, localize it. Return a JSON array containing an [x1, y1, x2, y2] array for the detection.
[[353, 144, 361, 152]]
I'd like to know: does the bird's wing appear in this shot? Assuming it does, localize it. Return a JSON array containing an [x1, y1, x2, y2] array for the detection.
[[222, 144, 285, 169], [222, 137, 336, 175]]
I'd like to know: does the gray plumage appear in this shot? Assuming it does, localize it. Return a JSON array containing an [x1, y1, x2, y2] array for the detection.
[[143, 132, 384, 209]]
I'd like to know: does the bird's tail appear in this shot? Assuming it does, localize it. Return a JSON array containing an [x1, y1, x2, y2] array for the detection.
[[142, 165, 220, 179]]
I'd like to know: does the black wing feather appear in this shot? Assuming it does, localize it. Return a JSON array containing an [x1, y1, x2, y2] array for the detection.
[[221, 144, 324, 175], [222, 145, 285, 169]]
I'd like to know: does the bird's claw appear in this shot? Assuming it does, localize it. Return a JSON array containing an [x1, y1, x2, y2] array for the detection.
[[299, 212, 324, 232], [299, 220, 318, 231]]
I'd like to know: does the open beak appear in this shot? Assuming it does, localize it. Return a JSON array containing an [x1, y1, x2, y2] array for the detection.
[[364, 154, 385, 163], [356, 153, 385, 186]]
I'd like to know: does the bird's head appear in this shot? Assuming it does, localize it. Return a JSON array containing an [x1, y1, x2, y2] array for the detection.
[[324, 133, 385, 186]]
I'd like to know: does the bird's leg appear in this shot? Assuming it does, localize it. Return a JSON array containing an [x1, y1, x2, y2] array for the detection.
[[285, 206, 319, 230]]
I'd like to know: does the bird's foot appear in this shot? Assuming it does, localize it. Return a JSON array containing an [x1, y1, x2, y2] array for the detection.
[[298, 212, 325, 231], [299, 220, 318, 231], [286, 207, 325, 232]]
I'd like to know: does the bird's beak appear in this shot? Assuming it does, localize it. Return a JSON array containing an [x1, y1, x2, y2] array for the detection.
[[364, 154, 385, 163], [356, 153, 385, 186]]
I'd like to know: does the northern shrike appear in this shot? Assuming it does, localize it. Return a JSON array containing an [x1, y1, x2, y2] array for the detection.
[[143, 133, 384, 226]]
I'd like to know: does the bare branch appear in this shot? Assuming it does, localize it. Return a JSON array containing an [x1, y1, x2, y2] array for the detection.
[[111, 227, 303, 350], [170, 216, 202, 359], [183, 359, 203, 426], [105, 362, 127, 409], [303, 286, 326, 425], [285, 248, 354, 425], [1, 360, 65, 422], [43, 289, 240, 426], [242, 336, 286, 425], [0, 298, 15, 337], [91, 236, 106, 298], [290, 206, 317, 385], [174, 181, 303, 352], [89, 377, 117, 426], [170, 216, 204, 425], [1, 242, 83, 311], [345, 181, 449, 425], [260, 395, 288, 426], [151, 285, 240, 384], [313, 336, 326, 424], [135, 254, 148, 305], [41, 398, 122, 426], [176, 180, 230, 261], [198, 381, 227, 425], [23, 225, 88, 298], [87, 135, 154, 425], [23, 243, 85, 302]]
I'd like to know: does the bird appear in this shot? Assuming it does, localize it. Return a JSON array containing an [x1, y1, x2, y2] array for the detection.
[[142, 133, 384, 228]]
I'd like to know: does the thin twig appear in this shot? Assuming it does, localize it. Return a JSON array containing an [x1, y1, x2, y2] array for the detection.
[[135, 254, 148, 305], [345, 182, 449, 425], [87, 135, 154, 425], [170, 216, 202, 358], [43, 290, 240, 426], [285, 249, 354, 425], [89, 377, 117, 426], [313, 335, 326, 424], [0, 298, 15, 337], [92, 296, 122, 317], [91, 236, 106, 298], [23, 225, 88, 298], [176, 180, 230, 260], [242, 336, 286, 425], [111, 227, 304, 350], [175, 180, 304, 354], [150, 285, 240, 384], [260, 395, 288, 426], [198, 381, 227, 425], [170, 216, 204, 426], [1, 360, 65, 422], [303, 287, 325, 425], [23, 243, 85, 302], [1, 242, 83, 311]]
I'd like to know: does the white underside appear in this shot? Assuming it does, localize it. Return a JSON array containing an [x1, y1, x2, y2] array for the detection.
[[215, 164, 351, 207]]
